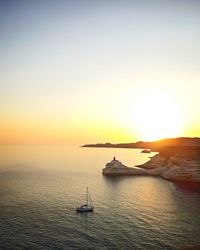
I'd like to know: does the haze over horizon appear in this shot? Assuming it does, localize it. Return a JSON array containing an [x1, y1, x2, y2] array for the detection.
[[1, 0, 200, 145]]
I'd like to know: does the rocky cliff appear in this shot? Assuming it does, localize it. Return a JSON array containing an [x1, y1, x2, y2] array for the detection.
[[102, 158, 147, 176], [103, 148, 200, 183], [139, 154, 200, 182]]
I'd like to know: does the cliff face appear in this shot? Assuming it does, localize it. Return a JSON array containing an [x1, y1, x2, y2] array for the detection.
[[103, 154, 200, 183], [139, 154, 200, 182]]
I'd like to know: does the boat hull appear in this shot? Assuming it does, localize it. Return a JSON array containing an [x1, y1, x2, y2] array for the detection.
[[76, 207, 94, 213]]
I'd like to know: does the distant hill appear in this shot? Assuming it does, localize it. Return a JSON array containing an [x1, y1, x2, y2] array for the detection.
[[82, 137, 200, 151], [148, 137, 200, 150], [159, 146, 200, 160]]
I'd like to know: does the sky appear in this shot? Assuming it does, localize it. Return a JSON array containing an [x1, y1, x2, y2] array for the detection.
[[0, 0, 200, 144]]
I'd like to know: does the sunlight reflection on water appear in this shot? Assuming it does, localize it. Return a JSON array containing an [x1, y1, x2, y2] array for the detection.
[[0, 146, 200, 249]]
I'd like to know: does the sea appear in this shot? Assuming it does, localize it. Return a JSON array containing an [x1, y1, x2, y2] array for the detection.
[[0, 145, 200, 250]]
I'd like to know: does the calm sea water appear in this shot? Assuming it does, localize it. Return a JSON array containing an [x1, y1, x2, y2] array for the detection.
[[0, 145, 200, 250]]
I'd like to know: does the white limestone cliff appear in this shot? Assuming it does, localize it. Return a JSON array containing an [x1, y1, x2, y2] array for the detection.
[[102, 158, 147, 176], [103, 156, 200, 183]]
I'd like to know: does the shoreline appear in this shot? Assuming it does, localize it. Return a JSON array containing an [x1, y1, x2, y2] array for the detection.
[[102, 148, 200, 184]]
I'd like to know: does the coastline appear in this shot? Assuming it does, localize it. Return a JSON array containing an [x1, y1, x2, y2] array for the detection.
[[102, 147, 200, 183], [82, 137, 200, 151]]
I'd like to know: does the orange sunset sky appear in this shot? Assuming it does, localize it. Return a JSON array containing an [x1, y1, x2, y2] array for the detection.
[[0, 1, 200, 145]]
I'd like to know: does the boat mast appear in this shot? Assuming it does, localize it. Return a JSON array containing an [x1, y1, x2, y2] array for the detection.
[[86, 187, 88, 206]]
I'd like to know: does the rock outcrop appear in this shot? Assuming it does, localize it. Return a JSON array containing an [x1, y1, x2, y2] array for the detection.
[[103, 153, 200, 183], [140, 154, 200, 182], [102, 158, 147, 176]]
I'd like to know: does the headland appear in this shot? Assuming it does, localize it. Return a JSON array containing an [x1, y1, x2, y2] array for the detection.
[[82, 137, 200, 151], [102, 146, 200, 183]]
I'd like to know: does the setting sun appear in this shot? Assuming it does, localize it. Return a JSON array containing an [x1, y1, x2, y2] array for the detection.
[[132, 90, 183, 141]]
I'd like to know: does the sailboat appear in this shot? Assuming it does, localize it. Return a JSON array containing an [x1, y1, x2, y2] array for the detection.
[[76, 187, 94, 212]]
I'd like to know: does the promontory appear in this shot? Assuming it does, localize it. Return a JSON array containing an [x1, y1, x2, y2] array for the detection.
[[102, 146, 200, 183]]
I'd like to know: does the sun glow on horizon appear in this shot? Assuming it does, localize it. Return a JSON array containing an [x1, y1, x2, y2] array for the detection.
[[131, 90, 184, 141], [0, 1, 200, 144]]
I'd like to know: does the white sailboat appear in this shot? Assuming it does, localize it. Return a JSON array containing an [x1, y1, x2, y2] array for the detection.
[[76, 187, 94, 212]]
